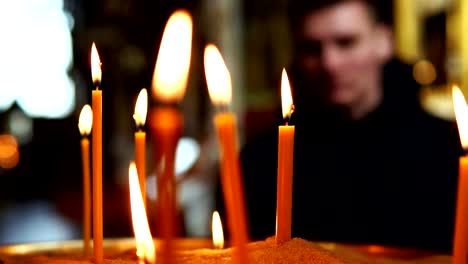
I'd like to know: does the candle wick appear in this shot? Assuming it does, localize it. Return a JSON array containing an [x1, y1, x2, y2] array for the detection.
[[284, 105, 295, 125], [93, 82, 101, 89], [283, 115, 292, 126]]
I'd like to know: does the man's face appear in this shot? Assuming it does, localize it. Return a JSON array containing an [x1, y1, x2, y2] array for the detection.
[[295, 1, 391, 109]]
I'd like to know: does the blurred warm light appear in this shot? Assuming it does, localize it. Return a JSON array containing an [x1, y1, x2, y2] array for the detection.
[[0, 1, 75, 118], [204, 44, 232, 105], [366, 245, 386, 253], [0, 134, 19, 169], [78, 105, 93, 136], [413, 60, 437, 85], [91, 43, 102, 84], [212, 211, 224, 249], [452, 86, 468, 149], [417, 0, 453, 15], [281, 68, 294, 119], [152, 10, 192, 103], [133, 88, 148, 127], [420, 85, 454, 121], [129, 162, 155, 264]]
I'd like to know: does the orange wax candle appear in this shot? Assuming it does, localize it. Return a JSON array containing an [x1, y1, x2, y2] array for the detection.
[[214, 113, 249, 264], [452, 85, 468, 264], [276, 125, 295, 242], [149, 107, 182, 263], [135, 131, 146, 202], [134, 88, 148, 205], [454, 156, 468, 264], [92, 89, 103, 263], [276, 124, 295, 242], [91, 43, 103, 264], [204, 44, 249, 264], [78, 105, 93, 256], [276, 69, 295, 243], [81, 138, 91, 256]]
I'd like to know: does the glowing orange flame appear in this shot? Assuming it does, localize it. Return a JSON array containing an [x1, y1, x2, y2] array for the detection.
[[91, 43, 102, 84], [204, 44, 232, 105], [0, 135, 19, 169], [452, 85, 468, 149], [212, 211, 224, 249], [133, 88, 148, 127], [78, 105, 93, 136], [129, 162, 155, 263], [281, 69, 294, 119], [152, 10, 192, 103]]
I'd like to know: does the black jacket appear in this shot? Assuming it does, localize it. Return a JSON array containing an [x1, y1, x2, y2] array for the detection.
[[217, 59, 462, 252]]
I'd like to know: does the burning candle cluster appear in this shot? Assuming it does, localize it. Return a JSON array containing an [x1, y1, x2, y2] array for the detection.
[[73, 6, 468, 264], [77, 8, 297, 264]]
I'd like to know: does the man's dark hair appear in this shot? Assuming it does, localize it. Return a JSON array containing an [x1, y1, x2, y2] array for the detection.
[[287, 0, 391, 32]]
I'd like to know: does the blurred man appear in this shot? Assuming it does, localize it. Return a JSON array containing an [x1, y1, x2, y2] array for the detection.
[[290, 0, 392, 120], [234, 0, 461, 252]]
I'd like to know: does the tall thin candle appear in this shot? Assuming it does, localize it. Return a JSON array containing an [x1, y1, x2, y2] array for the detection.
[[91, 42, 103, 264], [134, 88, 148, 205], [452, 86, 468, 264], [78, 105, 93, 256], [276, 69, 295, 243], [149, 10, 192, 264], [204, 44, 249, 264]]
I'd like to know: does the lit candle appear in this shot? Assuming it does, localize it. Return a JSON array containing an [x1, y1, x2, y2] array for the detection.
[[204, 44, 249, 264], [212, 211, 224, 250], [134, 88, 148, 206], [78, 105, 93, 256], [276, 69, 295, 243], [129, 162, 156, 264], [90, 42, 103, 264], [452, 85, 468, 264], [149, 10, 192, 264]]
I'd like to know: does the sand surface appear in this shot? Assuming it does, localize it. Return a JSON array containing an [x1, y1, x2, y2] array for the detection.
[[0, 237, 451, 264]]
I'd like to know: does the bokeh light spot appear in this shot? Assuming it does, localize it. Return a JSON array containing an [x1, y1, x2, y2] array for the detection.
[[0, 134, 19, 169], [413, 60, 437, 86]]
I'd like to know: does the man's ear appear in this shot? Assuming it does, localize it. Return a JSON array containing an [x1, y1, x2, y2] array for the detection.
[[375, 24, 393, 63]]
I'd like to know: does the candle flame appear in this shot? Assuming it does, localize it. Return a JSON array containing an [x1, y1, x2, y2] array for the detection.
[[212, 211, 224, 249], [78, 105, 93, 136], [204, 44, 232, 105], [91, 43, 102, 84], [129, 162, 156, 264], [152, 10, 192, 103], [453, 86, 468, 149], [133, 88, 148, 127], [281, 69, 294, 119]]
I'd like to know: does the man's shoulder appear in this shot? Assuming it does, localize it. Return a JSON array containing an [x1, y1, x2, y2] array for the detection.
[[403, 107, 463, 157]]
